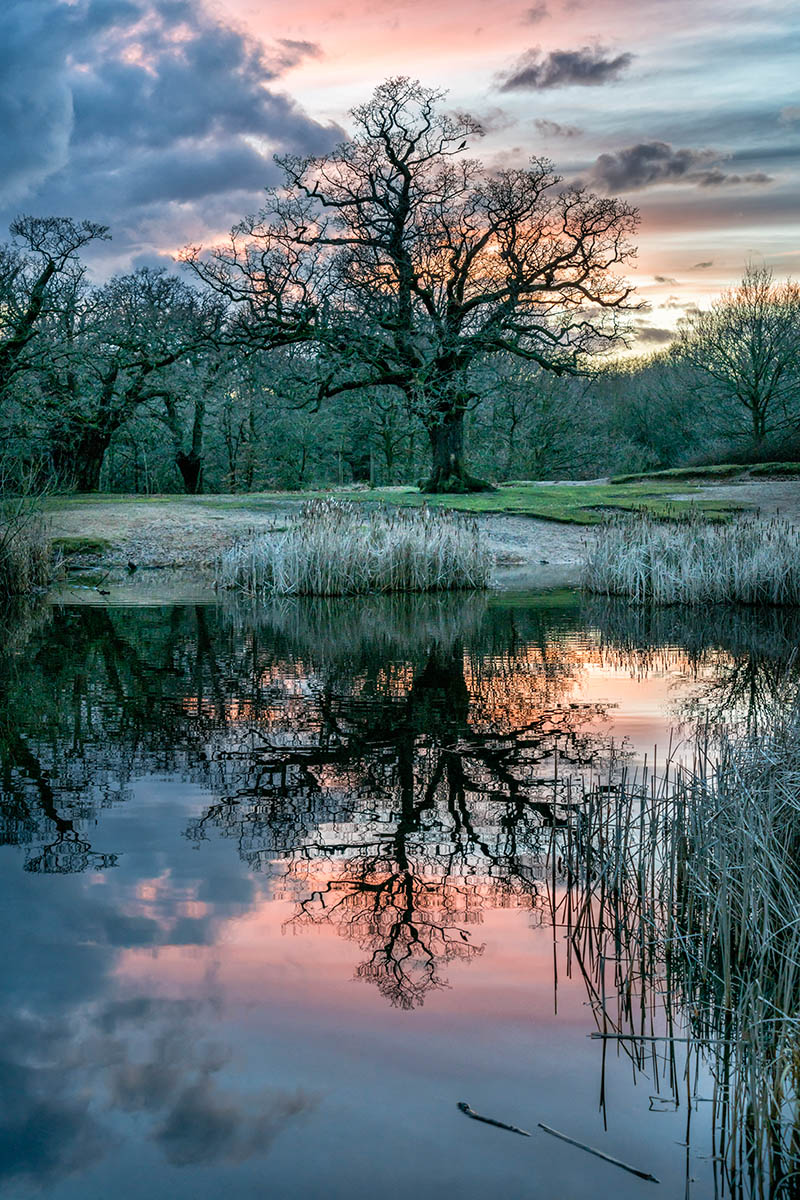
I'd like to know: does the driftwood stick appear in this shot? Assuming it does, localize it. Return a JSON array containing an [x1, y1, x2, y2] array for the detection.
[[457, 1102, 531, 1136], [537, 1123, 660, 1183]]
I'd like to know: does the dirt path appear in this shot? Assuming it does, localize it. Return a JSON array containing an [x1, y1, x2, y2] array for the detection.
[[671, 480, 800, 524], [47, 480, 797, 599]]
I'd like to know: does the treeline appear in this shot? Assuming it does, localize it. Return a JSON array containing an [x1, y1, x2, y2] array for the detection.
[[1, 217, 798, 494]]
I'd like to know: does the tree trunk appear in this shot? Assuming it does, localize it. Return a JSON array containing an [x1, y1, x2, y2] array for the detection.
[[751, 403, 767, 442], [52, 428, 110, 491], [77, 438, 108, 491], [175, 451, 203, 495], [421, 412, 494, 493]]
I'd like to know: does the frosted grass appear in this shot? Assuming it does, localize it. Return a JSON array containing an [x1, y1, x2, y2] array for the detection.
[[218, 499, 491, 596], [583, 512, 800, 605]]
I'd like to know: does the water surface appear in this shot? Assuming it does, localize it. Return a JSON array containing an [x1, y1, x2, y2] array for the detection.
[[1, 592, 797, 1198]]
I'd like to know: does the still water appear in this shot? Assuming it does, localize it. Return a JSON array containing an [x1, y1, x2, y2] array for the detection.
[[1, 591, 797, 1199]]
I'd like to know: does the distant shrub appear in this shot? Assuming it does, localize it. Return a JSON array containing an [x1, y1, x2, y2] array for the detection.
[[582, 512, 800, 605], [219, 499, 491, 596]]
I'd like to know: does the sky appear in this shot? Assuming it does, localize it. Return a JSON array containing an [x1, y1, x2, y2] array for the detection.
[[2, 0, 799, 344]]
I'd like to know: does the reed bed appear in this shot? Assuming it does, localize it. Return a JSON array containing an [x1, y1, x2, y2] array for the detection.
[[218, 499, 491, 596], [583, 512, 800, 606], [556, 695, 800, 1197], [0, 507, 51, 597]]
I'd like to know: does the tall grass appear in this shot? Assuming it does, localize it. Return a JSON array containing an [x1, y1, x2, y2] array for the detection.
[[0, 500, 51, 598], [557, 695, 800, 1197], [218, 499, 491, 596], [583, 512, 800, 605]]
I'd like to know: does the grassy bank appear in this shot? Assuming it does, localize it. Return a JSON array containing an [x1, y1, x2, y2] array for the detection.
[[45, 477, 746, 525], [612, 460, 800, 484]]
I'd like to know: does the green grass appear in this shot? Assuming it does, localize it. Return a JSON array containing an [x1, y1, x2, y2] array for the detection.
[[748, 461, 800, 477], [44, 481, 747, 525], [325, 482, 744, 523], [612, 461, 800, 484]]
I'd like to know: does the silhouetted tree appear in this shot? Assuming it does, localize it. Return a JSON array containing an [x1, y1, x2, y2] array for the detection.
[[187, 77, 638, 492], [0, 216, 109, 403], [40, 268, 225, 489]]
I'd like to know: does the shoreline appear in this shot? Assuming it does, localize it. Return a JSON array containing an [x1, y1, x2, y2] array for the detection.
[[45, 479, 798, 605]]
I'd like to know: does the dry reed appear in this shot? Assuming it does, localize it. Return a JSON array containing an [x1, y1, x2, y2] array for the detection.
[[0, 506, 51, 597], [583, 512, 800, 606], [218, 499, 491, 596], [557, 695, 800, 1197]]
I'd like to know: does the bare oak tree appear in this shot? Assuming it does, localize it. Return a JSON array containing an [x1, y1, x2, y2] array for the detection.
[[679, 264, 800, 444], [187, 78, 638, 492], [40, 268, 224, 490], [0, 216, 109, 399]]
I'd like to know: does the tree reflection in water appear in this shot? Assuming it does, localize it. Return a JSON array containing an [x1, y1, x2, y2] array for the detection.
[[585, 596, 800, 730], [188, 594, 610, 1008]]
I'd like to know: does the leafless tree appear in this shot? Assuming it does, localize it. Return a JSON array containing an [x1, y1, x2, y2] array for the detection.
[[0, 216, 109, 398], [679, 263, 800, 444], [38, 268, 225, 490], [186, 77, 638, 492]]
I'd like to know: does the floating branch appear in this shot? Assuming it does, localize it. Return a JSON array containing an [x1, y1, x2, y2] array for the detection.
[[457, 1101, 531, 1137], [538, 1123, 660, 1183]]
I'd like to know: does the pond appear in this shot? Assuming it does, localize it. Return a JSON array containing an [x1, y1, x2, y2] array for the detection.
[[1, 591, 798, 1199]]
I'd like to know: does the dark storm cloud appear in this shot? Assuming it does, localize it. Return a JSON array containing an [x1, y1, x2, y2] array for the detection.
[[589, 142, 717, 189], [0, 0, 341, 266], [123, 142, 284, 205], [587, 141, 774, 192], [0, 4, 74, 204], [497, 45, 634, 91], [696, 169, 772, 187]]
